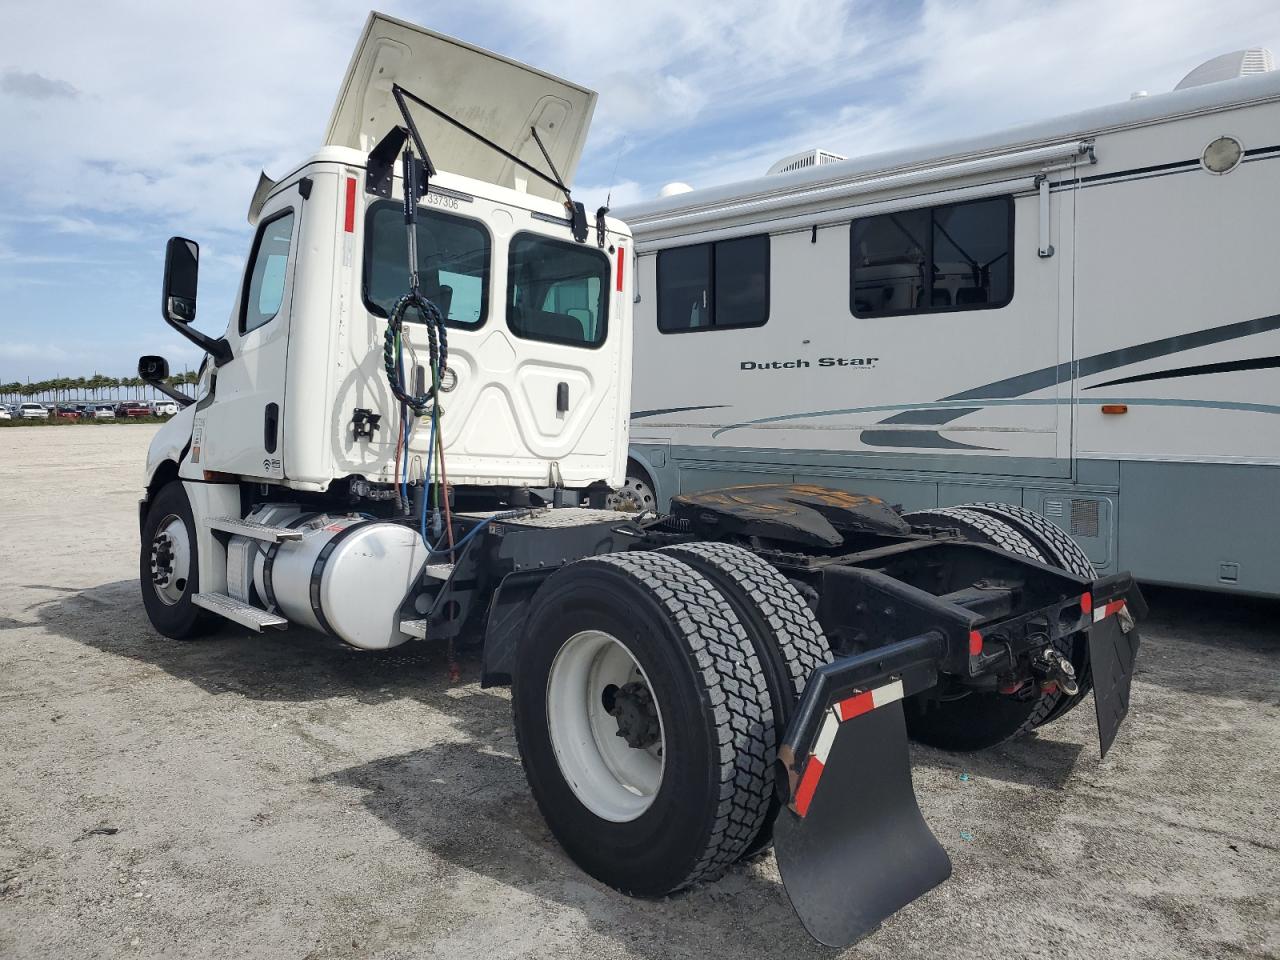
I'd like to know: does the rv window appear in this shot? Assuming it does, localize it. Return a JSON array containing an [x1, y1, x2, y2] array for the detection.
[[241, 210, 295, 334], [364, 201, 491, 327], [850, 196, 1012, 317], [657, 234, 769, 333], [506, 232, 610, 348]]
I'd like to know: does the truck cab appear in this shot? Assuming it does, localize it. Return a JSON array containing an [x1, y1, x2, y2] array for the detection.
[[147, 14, 631, 506]]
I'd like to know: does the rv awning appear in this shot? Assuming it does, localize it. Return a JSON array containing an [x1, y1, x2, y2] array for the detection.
[[325, 13, 598, 201]]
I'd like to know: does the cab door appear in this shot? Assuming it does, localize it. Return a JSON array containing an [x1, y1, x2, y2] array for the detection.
[[200, 195, 299, 479]]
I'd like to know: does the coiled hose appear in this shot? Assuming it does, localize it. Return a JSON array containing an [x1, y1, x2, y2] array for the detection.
[[383, 292, 447, 414]]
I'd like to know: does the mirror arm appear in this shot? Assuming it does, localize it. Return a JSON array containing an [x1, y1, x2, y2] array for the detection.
[[164, 314, 232, 366], [141, 370, 196, 408]]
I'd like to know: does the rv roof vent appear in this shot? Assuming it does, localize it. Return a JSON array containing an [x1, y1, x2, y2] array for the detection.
[[659, 181, 694, 198], [766, 149, 847, 176], [1175, 48, 1275, 90]]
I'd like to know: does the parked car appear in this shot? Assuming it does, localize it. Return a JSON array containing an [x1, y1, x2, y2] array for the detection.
[[18, 403, 48, 419], [115, 401, 152, 418], [0, 406, 11, 420], [53, 405, 80, 421], [85, 403, 116, 420], [151, 399, 178, 417]]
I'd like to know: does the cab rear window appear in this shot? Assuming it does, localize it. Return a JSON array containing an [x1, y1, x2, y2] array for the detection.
[[506, 233, 609, 348], [364, 200, 491, 327]]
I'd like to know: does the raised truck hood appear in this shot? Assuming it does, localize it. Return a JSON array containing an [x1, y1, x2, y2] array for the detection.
[[325, 12, 597, 201]]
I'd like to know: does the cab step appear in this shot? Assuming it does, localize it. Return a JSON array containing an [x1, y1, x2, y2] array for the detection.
[[400, 619, 429, 639], [424, 563, 455, 581], [208, 517, 303, 543], [193, 592, 289, 631]]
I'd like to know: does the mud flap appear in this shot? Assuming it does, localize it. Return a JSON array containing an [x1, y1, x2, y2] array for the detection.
[[773, 700, 952, 947], [1089, 614, 1141, 758]]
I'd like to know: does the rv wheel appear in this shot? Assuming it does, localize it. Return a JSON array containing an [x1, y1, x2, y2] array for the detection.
[[901, 507, 1074, 750], [139, 482, 218, 640], [606, 467, 656, 514], [513, 551, 773, 895]]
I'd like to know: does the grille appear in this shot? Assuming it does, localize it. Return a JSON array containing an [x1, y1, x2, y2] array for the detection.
[[1070, 498, 1101, 538]]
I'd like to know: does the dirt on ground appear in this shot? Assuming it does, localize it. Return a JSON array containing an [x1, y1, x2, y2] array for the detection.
[[1, 425, 1277, 959]]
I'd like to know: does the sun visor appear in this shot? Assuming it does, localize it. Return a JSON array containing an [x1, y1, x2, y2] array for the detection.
[[325, 13, 597, 200]]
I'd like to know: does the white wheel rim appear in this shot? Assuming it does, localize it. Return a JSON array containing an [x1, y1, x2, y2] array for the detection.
[[546, 630, 666, 822], [149, 514, 192, 606], [607, 476, 655, 514]]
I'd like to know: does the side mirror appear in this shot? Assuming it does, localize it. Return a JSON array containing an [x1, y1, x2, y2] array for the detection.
[[138, 355, 170, 381], [137, 354, 195, 409], [162, 237, 199, 324]]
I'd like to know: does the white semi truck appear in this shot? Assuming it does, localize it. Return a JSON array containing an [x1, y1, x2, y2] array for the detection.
[[136, 13, 1146, 947]]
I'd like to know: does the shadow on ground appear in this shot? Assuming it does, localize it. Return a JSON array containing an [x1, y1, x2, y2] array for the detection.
[[321, 743, 840, 960], [1132, 586, 1280, 705], [912, 734, 1085, 791], [29, 578, 497, 714]]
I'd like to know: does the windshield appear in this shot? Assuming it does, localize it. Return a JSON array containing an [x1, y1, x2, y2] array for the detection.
[[363, 200, 490, 326]]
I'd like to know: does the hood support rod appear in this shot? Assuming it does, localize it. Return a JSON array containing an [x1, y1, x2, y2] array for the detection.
[[384, 83, 588, 242]]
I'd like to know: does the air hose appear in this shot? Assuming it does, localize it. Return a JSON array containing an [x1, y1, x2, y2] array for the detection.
[[383, 293, 447, 415]]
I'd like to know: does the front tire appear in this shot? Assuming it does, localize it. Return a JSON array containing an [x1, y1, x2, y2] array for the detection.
[[139, 482, 218, 640], [513, 551, 774, 895]]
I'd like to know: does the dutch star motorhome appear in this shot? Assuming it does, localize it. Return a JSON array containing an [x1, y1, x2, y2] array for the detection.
[[618, 50, 1280, 598]]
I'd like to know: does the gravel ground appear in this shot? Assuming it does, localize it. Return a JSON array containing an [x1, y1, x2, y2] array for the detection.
[[1, 425, 1277, 959]]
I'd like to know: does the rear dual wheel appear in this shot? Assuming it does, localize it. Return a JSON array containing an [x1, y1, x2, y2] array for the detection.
[[513, 551, 776, 895], [658, 542, 831, 855], [901, 506, 1079, 750], [959, 502, 1098, 724]]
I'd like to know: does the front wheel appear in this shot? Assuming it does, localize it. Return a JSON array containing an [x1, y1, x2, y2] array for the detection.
[[513, 551, 774, 896], [139, 482, 218, 640]]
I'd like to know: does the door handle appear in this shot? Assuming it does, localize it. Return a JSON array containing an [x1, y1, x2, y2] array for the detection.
[[263, 402, 279, 453], [556, 382, 569, 414]]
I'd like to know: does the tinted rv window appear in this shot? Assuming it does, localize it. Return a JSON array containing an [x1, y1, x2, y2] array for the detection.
[[364, 201, 490, 327], [850, 196, 1012, 317], [657, 234, 770, 333], [241, 210, 295, 334], [506, 233, 610, 348]]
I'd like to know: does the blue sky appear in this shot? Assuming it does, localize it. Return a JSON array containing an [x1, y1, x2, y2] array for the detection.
[[1, 0, 1277, 383]]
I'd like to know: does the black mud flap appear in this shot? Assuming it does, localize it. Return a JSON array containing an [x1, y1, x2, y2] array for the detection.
[[773, 700, 952, 947], [1089, 613, 1141, 758]]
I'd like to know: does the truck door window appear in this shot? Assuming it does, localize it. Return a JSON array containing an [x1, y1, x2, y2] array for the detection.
[[657, 234, 769, 333], [364, 201, 490, 327], [851, 196, 1013, 317], [241, 210, 295, 333], [506, 232, 610, 348]]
